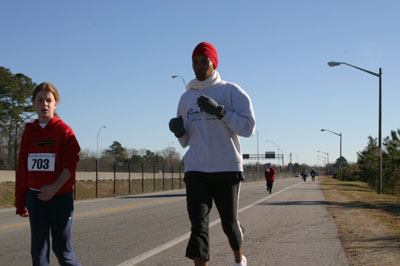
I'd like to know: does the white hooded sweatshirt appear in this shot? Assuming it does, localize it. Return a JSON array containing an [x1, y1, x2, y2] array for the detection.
[[176, 71, 256, 173]]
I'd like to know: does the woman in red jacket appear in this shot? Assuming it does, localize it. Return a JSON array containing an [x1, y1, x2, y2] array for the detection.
[[264, 163, 276, 194], [15, 82, 81, 266]]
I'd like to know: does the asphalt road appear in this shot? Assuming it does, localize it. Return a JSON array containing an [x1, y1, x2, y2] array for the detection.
[[0, 177, 348, 266]]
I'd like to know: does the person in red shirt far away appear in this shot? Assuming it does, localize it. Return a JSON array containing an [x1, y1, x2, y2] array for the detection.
[[15, 82, 81, 266], [264, 163, 276, 194]]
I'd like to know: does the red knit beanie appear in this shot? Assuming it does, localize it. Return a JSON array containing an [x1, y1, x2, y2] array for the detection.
[[192, 42, 218, 69]]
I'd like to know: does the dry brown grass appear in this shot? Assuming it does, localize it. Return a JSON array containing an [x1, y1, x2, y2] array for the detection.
[[0, 178, 185, 208], [320, 176, 400, 266], [0, 182, 15, 208]]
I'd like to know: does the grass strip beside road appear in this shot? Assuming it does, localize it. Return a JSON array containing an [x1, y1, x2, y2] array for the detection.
[[0, 182, 14, 208], [0, 179, 185, 208], [320, 176, 400, 266]]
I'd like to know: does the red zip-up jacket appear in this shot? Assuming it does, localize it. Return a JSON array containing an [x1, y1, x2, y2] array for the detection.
[[15, 117, 80, 214], [264, 167, 276, 182]]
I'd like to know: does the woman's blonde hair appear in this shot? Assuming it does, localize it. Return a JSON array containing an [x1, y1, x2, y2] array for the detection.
[[32, 82, 60, 117]]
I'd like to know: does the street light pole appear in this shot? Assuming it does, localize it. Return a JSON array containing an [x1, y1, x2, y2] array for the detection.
[[317, 156, 327, 167], [317, 155, 327, 164], [96, 126, 106, 194], [378, 68, 382, 194], [97, 126, 106, 159], [317, 150, 329, 164], [318, 150, 330, 175], [171, 75, 187, 90], [321, 129, 342, 180], [328, 61, 383, 194]]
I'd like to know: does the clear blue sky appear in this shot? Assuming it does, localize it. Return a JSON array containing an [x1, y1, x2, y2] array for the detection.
[[1, 0, 399, 166]]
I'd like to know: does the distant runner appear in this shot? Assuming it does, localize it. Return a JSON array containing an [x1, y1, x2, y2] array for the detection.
[[300, 168, 308, 182], [310, 168, 317, 182], [264, 163, 276, 194]]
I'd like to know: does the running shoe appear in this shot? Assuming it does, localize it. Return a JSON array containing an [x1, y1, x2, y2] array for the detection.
[[233, 255, 247, 266]]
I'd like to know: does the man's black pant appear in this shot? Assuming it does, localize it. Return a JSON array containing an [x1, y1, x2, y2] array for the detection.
[[184, 171, 244, 261]]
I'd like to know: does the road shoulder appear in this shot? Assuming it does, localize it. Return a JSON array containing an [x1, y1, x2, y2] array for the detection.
[[320, 177, 400, 266]]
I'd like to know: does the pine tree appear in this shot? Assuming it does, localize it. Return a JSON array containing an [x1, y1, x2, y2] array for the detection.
[[0, 67, 36, 169]]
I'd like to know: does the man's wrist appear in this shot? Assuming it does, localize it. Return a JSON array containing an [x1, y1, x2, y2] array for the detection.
[[218, 110, 226, 120]]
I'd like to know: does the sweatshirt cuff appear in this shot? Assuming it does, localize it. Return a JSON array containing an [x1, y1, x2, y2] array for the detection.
[[15, 206, 27, 215], [220, 110, 231, 123]]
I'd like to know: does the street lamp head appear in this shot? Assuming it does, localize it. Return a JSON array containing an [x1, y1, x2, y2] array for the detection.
[[171, 75, 178, 78], [321, 129, 326, 132], [328, 61, 341, 67]]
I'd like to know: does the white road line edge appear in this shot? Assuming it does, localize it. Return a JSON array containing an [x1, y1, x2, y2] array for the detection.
[[116, 181, 302, 266]]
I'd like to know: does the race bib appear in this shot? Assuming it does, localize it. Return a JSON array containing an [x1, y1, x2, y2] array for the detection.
[[28, 153, 55, 172]]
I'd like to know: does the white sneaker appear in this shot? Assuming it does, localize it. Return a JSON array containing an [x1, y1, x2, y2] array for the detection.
[[233, 255, 247, 266]]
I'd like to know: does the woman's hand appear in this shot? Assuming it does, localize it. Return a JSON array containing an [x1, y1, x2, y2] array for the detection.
[[18, 208, 29, 217], [38, 185, 57, 201]]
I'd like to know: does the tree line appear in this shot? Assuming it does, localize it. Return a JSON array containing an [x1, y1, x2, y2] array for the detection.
[[0, 67, 36, 170], [334, 130, 400, 195], [77, 141, 183, 172]]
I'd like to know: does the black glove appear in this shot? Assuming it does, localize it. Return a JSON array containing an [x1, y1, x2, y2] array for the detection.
[[197, 95, 224, 119], [169, 116, 185, 138]]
